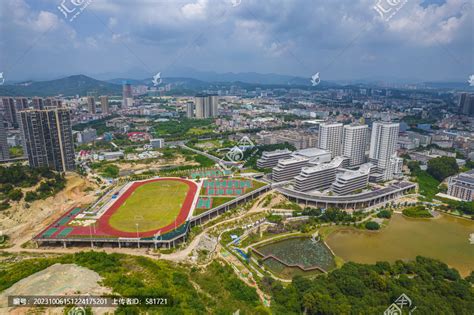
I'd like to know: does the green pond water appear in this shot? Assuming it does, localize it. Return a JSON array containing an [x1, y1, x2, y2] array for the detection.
[[256, 237, 336, 278], [326, 213, 474, 276]]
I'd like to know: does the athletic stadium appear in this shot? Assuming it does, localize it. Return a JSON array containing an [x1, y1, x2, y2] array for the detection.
[[35, 174, 270, 248]]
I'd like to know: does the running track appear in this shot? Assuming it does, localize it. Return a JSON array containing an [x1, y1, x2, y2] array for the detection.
[[37, 178, 198, 239], [96, 178, 198, 238]]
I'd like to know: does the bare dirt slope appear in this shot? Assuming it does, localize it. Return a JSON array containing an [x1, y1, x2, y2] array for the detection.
[[0, 174, 98, 247]]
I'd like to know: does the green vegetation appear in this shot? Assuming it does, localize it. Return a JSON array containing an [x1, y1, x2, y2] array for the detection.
[[8, 146, 23, 158], [73, 115, 117, 135], [272, 201, 302, 211], [0, 165, 66, 206], [409, 161, 440, 200], [100, 164, 120, 178], [402, 205, 433, 218], [376, 209, 392, 219], [269, 256, 474, 314], [244, 143, 296, 171], [109, 180, 190, 232], [0, 252, 264, 314], [153, 118, 215, 139], [364, 221, 380, 230], [427, 156, 459, 181]]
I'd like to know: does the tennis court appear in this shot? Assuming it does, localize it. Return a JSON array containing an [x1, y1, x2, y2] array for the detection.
[[197, 197, 212, 209]]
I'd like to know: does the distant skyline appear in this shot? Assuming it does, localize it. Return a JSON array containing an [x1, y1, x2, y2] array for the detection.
[[0, 0, 472, 82]]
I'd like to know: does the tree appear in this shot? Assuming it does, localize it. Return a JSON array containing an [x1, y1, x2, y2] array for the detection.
[[377, 210, 392, 219], [365, 221, 380, 230], [427, 157, 459, 181], [7, 189, 23, 201]]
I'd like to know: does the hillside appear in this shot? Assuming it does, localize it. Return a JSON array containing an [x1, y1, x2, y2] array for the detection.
[[0, 75, 121, 97]]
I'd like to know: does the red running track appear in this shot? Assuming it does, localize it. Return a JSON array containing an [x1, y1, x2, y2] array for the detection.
[[89, 178, 197, 238]]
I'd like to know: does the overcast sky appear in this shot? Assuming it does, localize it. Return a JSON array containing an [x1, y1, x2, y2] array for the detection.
[[0, 0, 472, 82]]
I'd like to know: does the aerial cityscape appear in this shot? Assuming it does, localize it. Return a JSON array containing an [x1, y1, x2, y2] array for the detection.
[[0, 0, 473, 314]]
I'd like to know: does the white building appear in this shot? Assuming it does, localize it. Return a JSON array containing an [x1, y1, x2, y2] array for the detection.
[[343, 125, 369, 167], [150, 138, 165, 149], [369, 122, 400, 181], [293, 148, 332, 164], [319, 123, 343, 158], [77, 128, 97, 144], [272, 156, 310, 182], [294, 156, 345, 192], [447, 170, 474, 201], [332, 164, 371, 195], [257, 149, 292, 169]]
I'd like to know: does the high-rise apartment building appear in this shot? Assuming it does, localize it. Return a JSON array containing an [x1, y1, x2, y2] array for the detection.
[[15, 97, 29, 111], [122, 81, 133, 108], [369, 121, 400, 181], [186, 102, 194, 118], [1, 97, 18, 128], [459, 93, 474, 116], [32, 97, 44, 110], [0, 116, 10, 161], [19, 108, 75, 172], [87, 96, 96, 114], [100, 96, 109, 114], [318, 123, 343, 158], [343, 125, 369, 167], [193, 94, 219, 119]]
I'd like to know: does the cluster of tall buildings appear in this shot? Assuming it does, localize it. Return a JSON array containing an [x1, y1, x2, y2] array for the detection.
[[0, 96, 76, 172], [187, 94, 219, 119], [459, 93, 474, 116], [318, 121, 401, 182], [257, 121, 402, 195], [87, 95, 109, 114]]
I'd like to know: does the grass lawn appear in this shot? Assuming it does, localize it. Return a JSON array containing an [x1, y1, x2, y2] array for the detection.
[[415, 170, 440, 201], [109, 180, 189, 232]]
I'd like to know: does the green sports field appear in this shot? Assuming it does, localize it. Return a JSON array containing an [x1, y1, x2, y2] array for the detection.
[[108, 180, 190, 233]]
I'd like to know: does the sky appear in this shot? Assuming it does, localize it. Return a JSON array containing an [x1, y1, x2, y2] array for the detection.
[[0, 0, 473, 82]]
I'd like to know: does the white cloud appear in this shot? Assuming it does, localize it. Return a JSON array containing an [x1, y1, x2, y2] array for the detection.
[[181, 0, 208, 20]]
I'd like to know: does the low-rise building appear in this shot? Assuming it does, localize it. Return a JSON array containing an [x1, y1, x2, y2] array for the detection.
[[77, 128, 97, 144], [332, 164, 371, 195], [256, 149, 292, 169], [150, 138, 165, 149], [447, 170, 474, 201], [272, 156, 310, 182], [294, 156, 345, 192]]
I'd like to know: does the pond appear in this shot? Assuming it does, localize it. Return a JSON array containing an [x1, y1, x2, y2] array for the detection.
[[326, 213, 474, 276], [255, 236, 336, 279]]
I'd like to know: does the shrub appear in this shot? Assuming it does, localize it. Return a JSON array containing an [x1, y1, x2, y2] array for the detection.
[[365, 221, 380, 230]]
